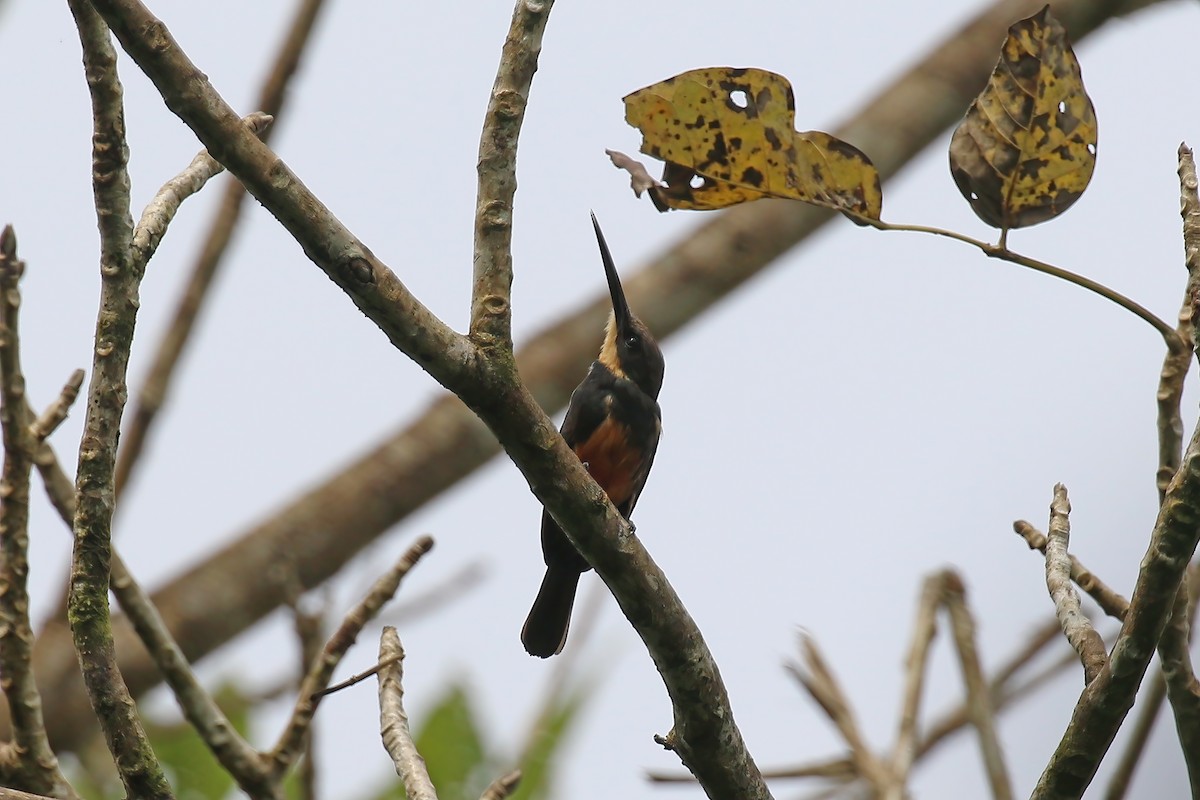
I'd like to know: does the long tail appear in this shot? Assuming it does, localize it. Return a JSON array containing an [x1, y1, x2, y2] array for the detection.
[[520, 565, 581, 658]]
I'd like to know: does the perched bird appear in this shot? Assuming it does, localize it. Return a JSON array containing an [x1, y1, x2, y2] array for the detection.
[[521, 214, 665, 658]]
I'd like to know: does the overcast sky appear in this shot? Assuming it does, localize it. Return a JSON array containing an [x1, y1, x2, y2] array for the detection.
[[3, 1, 1200, 798]]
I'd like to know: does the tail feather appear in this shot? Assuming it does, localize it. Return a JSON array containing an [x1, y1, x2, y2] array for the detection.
[[521, 566, 581, 658]]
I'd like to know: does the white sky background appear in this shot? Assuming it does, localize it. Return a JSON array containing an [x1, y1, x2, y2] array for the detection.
[[2, 0, 1200, 798]]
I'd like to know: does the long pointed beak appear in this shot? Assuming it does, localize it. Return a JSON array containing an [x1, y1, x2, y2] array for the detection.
[[591, 212, 633, 334]]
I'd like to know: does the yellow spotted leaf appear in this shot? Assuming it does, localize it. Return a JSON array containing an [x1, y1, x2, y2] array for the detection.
[[949, 5, 1097, 232], [619, 67, 882, 220]]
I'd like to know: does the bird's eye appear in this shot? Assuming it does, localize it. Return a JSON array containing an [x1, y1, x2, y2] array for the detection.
[[625, 335, 640, 349]]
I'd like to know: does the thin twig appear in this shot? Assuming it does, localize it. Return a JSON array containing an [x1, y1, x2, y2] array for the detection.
[[0, 228, 77, 800], [941, 574, 1013, 800], [109, 552, 274, 797], [268, 536, 435, 776], [917, 619, 1074, 760], [64, 2, 173, 797], [130, 112, 273, 269], [478, 769, 522, 800], [291, 594, 326, 800], [28, 369, 85, 443], [310, 653, 403, 700], [864, 218, 1183, 348], [651, 757, 856, 784], [377, 627, 438, 800], [1044, 485, 1108, 684], [690, 619, 1066, 790], [789, 634, 889, 794], [1014, 520, 1129, 620], [887, 572, 944, 797]]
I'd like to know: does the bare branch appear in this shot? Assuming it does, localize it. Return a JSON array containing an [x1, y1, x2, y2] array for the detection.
[[1044, 485, 1108, 684], [1103, 670, 1166, 800], [888, 572, 943, 794], [479, 770, 522, 800], [377, 627, 437, 800], [110, 552, 273, 797], [790, 635, 889, 794], [1157, 572, 1200, 794], [28, 369, 85, 443], [268, 536, 435, 776], [1033, 432, 1200, 795], [1015, 520, 1129, 620], [310, 653, 403, 701], [1180, 142, 1200, 353], [64, 2, 172, 796], [917, 619, 1068, 760], [130, 112, 272, 269], [941, 574, 1013, 800], [0, 228, 77, 800], [470, 0, 552, 346], [290, 594, 327, 800]]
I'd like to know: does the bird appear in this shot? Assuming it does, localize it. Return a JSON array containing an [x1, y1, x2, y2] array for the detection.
[[521, 213, 665, 658]]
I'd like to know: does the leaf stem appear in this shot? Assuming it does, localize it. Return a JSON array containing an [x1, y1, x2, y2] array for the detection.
[[863, 218, 1184, 348]]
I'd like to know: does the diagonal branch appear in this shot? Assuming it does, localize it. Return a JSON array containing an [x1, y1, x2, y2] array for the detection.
[[940, 574, 1013, 800], [268, 536, 435, 777]]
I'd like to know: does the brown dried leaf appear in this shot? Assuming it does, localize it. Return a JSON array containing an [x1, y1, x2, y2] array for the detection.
[[619, 67, 882, 219], [949, 5, 1097, 232]]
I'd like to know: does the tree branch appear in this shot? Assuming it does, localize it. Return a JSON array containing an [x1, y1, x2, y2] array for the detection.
[[1044, 485, 1108, 684], [376, 627, 437, 800], [0, 228, 77, 799], [789, 635, 889, 794], [470, 0, 551, 346], [64, 2, 172, 797], [1032, 432, 1200, 796], [1014, 520, 1129, 620], [268, 536, 434, 776], [940, 574, 1013, 800]]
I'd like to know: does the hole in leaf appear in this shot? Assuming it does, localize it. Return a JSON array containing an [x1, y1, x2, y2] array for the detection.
[[690, 174, 707, 189], [729, 90, 749, 109], [970, 192, 979, 201], [1087, 143, 1096, 155], [1058, 101, 1066, 113]]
